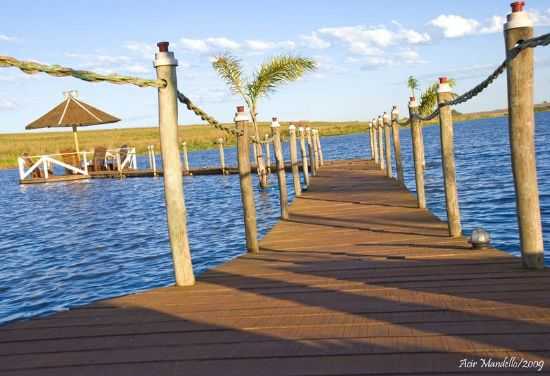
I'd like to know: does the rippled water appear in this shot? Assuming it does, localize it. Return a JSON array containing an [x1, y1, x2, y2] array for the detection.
[[1, 112, 549, 325]]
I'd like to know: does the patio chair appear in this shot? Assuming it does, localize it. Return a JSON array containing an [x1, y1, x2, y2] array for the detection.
[[60, 149, 80, 175], [91, 146, 108, 171]]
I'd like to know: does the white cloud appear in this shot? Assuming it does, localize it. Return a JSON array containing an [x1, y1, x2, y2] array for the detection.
[[125, 41, 157, 58], [429, 15, 480, 38], [65, 53, 151, 75], [205, 37, 240, 50], [0, 34, 16, 42], [318, 24, 429, 56], [300, 33, 331, 49], [180, 38, 210, 53], [0, 98, 17, 111], [245, 39, 296, 51], [480, 15, 505, 34], [529, 8, 550, 26]]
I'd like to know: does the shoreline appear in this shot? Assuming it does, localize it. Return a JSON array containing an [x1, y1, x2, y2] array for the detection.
[[1, 106, 548, 170]]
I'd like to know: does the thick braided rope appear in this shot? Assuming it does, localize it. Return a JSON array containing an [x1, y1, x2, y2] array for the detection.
[[412, 32, 550, 122], [177, 91, 242, 137], [0, 56, 165, 88]]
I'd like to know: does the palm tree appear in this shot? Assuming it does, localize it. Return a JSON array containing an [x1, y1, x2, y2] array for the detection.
[[418, 78, 456, 116], [213, 54, 316, 188], [407, 76, 419, 98]]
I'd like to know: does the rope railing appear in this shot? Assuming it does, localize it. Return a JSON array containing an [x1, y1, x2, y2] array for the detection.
[[176, 91, 243, 137], [0, 56, 165, 88], [411, 32, 550, 122]]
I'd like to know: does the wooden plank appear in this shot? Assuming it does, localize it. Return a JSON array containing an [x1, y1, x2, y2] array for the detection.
[[3, 159, 550, 375]]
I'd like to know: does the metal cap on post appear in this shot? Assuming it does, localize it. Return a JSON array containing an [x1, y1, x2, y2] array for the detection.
[[409, 96, 418, 109], [154, 41, 195, 286], [504, 1, 532, 30]]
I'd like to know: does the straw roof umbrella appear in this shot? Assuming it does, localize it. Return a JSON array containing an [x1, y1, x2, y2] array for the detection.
[[25, 90, 120, 155]]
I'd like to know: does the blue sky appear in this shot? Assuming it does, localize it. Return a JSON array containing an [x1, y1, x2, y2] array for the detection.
[[1, 0, 550, 133]]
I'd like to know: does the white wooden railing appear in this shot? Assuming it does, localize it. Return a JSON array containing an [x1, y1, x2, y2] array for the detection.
[[18, 147, 138, 181], [18, 152, 89, 181]]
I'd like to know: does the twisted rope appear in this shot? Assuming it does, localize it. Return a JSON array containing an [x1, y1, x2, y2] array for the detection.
[[412, 32, 550, 122], [0, 56, 165, 88], [177, 91, 242, 136]]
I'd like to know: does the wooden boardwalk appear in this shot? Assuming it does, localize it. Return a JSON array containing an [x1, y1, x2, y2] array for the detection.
[[2, 159, 550, 375]]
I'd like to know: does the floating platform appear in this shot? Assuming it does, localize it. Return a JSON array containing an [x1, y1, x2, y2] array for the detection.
[[20, 163, 300, 184], [4, 159, 549, 375]]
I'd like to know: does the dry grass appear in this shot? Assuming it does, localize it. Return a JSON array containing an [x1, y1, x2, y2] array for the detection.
[[0, 121, 369, 169]]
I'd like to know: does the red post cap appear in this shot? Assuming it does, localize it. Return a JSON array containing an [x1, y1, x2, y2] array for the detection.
[[409, 96, 415, 101], [236, 105, 245, 113], [272, 117, 278, 122], [157, 42, 169, 52], [439, 77, 448, 84], [511, 1, 525, 12]]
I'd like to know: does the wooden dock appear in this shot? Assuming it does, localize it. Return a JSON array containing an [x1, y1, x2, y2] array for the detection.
[[2, 159, 549, 375]]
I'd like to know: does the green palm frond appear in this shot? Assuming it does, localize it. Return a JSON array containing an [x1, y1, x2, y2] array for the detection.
[[247, 55, 316, 102], [418, 78, 457, 116], [211, 54, 246, 97]]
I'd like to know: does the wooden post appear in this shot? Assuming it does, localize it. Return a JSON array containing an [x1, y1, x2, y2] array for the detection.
[[408, 97, 426, 209], [504, 2, 543, 269], [377, 116, 385, 171], [369, 123, 375, 160], [271, 117, 289, 220], [181, 141, 190, 173], [437, 77, 462, 237], [383, 112, 393, 178], [372, 120, 379, 165], [298, 127, 310, 189], [288, 124, 302, 196], [306, 127, 317, 176], [264, 134, 272, 174], [235, 106, 259, 253], [217, 137, 226, 175], [315, 129, 324, 166], [391, 106, 405, 185], [312, 129, 320, 172], [154, 41, 195, 286]]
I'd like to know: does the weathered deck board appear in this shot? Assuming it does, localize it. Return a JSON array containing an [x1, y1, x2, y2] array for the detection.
[[3, 159, 550, 375]]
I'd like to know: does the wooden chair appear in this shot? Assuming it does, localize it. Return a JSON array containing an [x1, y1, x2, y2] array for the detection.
[[60, 149, 79, 175], [91, 146, 107, 171]]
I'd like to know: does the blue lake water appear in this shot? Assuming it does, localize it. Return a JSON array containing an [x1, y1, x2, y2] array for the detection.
[[1, 112, 549, 325]]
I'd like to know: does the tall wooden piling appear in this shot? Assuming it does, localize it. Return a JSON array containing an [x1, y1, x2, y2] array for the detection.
[[306, 127, 317, 177], [312, 129, 321, 172], [437, 77, 462, 237], [288, 124, 302, 196], [408, 97, 426, 209], [315, 129, 324, 166], [391, 106, 405, 185], [235, 106, 259, 253], [154, 42, 195, 286], [298, 127, 310, 189], [264, 134, 272, 174], [372, 120, 379, 165], [377, 116, 385, 171], [272, 117, 289, 219], [383, 112, 393, 178], [181, 142, 190, 173], [504, 2, 544, 269], [374, 121, 376, 161], [217, 138, 226, 175]]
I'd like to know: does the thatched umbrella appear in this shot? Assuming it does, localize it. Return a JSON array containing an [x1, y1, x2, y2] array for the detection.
[[26, 90, 120, 155]]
